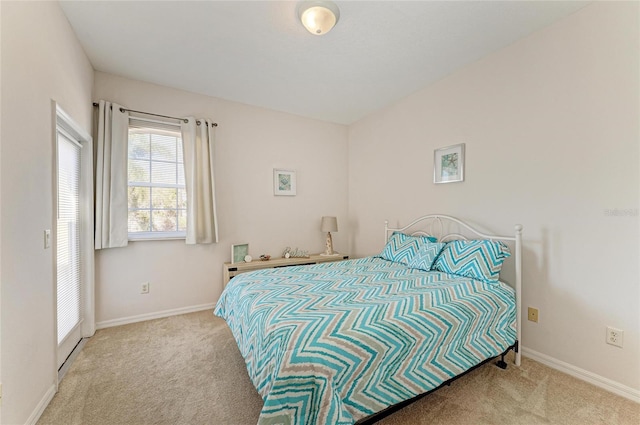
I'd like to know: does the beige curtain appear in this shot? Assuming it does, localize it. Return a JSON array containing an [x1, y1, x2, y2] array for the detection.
[[180, 118, 219, 244], [94, 100, 129, 249]]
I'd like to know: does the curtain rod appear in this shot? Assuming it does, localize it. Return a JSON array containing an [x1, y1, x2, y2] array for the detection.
[[92, 102, 218, 127]]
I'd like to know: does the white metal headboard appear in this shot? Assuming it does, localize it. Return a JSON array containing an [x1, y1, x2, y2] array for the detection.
[[385, 214, 523, 366]]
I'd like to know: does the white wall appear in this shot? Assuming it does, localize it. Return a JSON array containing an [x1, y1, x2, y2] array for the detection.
[[0, 1, 94, 424], [348, 2, 639, 394], [0, 1, 3, 419], [93, 72, 349, 325]]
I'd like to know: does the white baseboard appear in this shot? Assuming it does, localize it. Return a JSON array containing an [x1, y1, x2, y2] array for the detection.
[[522, 347, 640, 403], [96, 303, 215, 330], [25, 384, 56, 425]]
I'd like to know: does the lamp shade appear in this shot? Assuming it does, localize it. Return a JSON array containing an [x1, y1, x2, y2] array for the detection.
[[321, 216, 338, 233], [298, 1, 340, 35]]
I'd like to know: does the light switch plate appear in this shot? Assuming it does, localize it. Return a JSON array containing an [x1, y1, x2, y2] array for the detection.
[[44, 229, 51, 249]]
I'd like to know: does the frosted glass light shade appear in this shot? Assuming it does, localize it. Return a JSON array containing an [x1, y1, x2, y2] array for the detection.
[[299, 1, 340, 35]]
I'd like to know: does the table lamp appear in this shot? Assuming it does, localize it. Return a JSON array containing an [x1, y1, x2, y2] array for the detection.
[[321, 216, 338, 256]]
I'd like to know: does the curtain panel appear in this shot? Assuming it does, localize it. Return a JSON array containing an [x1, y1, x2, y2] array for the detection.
[[181, 118, 219, 244], [94, 100, 129, 249]]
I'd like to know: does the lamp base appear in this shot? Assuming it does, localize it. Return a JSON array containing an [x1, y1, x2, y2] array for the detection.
[[323, 232, 336, 256], [320, 253, 341, 257]]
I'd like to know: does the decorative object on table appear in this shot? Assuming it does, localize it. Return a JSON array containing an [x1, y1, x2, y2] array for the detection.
[[260, 254, 271, 261], [274, 169, 297, 196], [434, 143, 465, 184], [320, 216, 339, 256], [231, 243, 249, 264], [244, 255, 253, 263], [281, 247, 310, 258]]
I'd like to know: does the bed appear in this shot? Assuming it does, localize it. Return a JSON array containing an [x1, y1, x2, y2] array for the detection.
[[215, 215, 522, 425]]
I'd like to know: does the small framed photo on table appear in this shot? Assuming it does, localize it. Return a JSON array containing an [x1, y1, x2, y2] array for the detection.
[[274, 169, 296, 196], [434, 143, 465, 184], [231, 243, 249, 263]]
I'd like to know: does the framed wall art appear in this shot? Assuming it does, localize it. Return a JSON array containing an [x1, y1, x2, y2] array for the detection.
[[231, 243, 249, 263], [434, 143, 465, 184], [274, 169, 296, 196]]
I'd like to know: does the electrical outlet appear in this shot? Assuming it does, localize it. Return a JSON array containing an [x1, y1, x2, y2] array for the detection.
[[527, 307, 539, 323], [606, 326, 624, 348], [141, 282, 150, 294]]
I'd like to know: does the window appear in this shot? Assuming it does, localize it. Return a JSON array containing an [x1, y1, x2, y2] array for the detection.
[[127, 118, 186, 239]]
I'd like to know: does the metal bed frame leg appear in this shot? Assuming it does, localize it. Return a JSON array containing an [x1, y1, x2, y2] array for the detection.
[[495, 341, 518, 370], [495, 354, 508, 370]]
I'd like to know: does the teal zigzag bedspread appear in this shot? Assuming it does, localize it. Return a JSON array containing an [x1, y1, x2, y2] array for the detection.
[[215, 257, 516, 425]]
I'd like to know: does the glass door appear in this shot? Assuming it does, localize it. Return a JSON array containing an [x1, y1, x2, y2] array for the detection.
[[56, 128, 83, 368]]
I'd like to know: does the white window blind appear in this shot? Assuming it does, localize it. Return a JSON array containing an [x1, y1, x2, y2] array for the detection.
[[128, 119, 186, 239], [57, 130, 82, 344]]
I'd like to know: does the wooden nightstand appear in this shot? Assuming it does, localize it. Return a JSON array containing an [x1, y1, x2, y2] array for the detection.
[[223, 254, 349, 287]]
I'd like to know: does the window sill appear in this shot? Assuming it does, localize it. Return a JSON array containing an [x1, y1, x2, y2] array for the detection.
[[128, 232, 186, 242]]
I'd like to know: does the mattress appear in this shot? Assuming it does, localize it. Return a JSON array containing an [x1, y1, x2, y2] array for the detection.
[[215, 256, 516, 425]]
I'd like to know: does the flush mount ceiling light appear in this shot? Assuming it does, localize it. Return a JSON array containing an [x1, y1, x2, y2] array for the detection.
[[298, 1, 340, 35]]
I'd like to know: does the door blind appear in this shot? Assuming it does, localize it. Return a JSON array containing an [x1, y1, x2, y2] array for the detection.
[[57, 130, 82, 344]]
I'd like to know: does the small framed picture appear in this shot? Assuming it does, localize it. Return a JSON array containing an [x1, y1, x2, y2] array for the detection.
[[434, 143, 465, 184], [274, 169, 296, 196], [231, 243, 249, 263]]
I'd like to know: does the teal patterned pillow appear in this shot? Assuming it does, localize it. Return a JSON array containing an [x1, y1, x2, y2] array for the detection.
[[379, 232, 438, 265], [407, 242, 446, 271], [433, 239, 511, 283]]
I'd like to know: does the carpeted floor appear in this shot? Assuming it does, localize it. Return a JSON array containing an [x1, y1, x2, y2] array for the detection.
[[38, 311, 639, 425]]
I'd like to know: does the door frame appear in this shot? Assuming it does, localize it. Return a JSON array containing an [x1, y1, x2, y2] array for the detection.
[[53, 102, 95, 384]]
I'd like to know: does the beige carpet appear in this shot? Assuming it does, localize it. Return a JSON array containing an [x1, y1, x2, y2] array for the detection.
[[38, 311, 639, 425]]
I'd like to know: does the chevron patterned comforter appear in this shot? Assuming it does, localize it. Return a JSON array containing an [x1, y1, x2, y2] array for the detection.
[[215, 257, 516, 425]]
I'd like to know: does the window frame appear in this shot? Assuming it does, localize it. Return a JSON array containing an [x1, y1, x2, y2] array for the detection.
[[127, 117, 187, 241]]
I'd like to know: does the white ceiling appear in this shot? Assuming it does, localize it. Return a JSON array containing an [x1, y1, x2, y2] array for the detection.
[[59, 1, 589, 125]]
